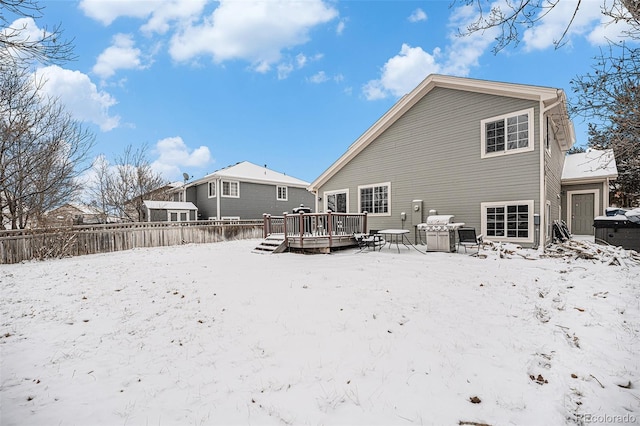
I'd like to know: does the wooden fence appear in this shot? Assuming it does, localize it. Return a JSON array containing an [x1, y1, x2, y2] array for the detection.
[[0, 220, 263, 264]]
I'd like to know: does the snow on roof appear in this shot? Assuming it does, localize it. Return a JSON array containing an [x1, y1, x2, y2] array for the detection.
[[67, 203, 103, 215], [197, 161, 310, 187], [143, 201, 197, 210], [561, 149, 618, 182]]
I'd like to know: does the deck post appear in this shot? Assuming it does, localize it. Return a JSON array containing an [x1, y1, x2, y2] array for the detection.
[[327, 210, 332, 248], [299, 212, 304, 249], [363, 211, 368, 233], [283, 213, 288, 248], [263, 213, 269, 238]]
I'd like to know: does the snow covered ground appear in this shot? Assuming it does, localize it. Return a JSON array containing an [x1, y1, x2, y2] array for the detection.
[[1, 239, 639, 426]]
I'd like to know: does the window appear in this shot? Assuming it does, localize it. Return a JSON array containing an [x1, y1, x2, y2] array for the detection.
[[277, 185, 288, 201], [325, 190, 348, 213], [481, 108, 534, 158], [222, 180, 239, 198], [481, 200, 534, 242], [208, 181, 216, 198], [358, 182, 390, 216]]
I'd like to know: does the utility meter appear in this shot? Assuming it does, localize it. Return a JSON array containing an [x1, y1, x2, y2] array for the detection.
[[412, 200, 423, 226]]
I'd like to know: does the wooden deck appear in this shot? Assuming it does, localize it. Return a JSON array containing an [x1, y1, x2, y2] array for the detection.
[[263, 212, 367, 253]]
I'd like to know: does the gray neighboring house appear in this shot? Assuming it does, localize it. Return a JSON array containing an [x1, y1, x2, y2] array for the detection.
[[308, 74, 577, 248], [172, 161, 314, 220], [142, 200, 198, 222], [561, 149, 618, 235]]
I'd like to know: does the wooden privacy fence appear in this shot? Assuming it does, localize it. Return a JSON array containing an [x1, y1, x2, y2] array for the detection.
[[0, 220, 263, 264]]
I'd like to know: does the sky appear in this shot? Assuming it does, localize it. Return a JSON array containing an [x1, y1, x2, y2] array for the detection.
[[3, 0, 636, 186], [1, 238, 639, 424]]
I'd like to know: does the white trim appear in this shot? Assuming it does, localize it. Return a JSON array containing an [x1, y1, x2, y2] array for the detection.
[[276, 185, 288, 201], [566, 189, 599, 234], [481, 108, 535, 159], [481, 200, 535, 244], [545, 200, 552, 243], [323, 189, 349, 213], [207, 181, 216, 198], [221, 180, 240, 198], [357, 182, 391, 217]]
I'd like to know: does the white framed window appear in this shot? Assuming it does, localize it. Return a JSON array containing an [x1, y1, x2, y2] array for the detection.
[[481, 108, 534, 158], [324, 189, 349, 213], [481, 200, 534, 243], [358, 182, 391, 216], [276, 185, 288, 201], [168, 211, 189, 222], [221, 216, 240, 224], [208, 181, 216, 198], [222, 180, 239, 198]]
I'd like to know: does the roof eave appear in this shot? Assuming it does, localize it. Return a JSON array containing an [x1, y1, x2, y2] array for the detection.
[[309, 74, 567, 190]]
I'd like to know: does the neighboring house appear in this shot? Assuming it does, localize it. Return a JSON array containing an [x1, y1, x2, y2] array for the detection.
[[172, 161, 315, 220], [308, 74, 577, 248], [141, 200, 198, 222], [124, 182, 182, 222], [43, 203, 110, 226], [561, 149, 618, 235]]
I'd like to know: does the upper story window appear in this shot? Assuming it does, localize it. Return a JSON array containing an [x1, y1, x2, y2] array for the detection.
[[208, 182, 216, 198], [481, 108, 534, 158], [222, 180, 239, 198], [277, 185, 288, 201], [358, 182, 390, 216]]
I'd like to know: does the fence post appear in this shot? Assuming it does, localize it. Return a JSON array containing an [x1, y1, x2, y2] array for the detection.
[[363, 211, 368, 233], [327, 210, 333, 248]]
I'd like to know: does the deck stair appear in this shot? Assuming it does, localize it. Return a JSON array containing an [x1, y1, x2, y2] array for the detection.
[[253, 235, 287, 254]]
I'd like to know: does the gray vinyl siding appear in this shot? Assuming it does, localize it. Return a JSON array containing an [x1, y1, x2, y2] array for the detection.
[[219, 182, 314, 219], [318, 87, 543, 245], [186, 180, 314, 220], [181, 183, 216, 219]]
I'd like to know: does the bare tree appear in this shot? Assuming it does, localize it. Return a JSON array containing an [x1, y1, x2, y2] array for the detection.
[[0, 65, 95, 229], [1, 0, 75, 66], [455, 0, 639, 52], [89, 144, 168, 222]]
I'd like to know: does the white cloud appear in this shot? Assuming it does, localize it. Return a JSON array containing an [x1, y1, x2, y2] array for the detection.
[[36, 65, 120, 131], [79, 0, 159, 25], [79, 0, 206, 33], [336, 19, 346, 35], [151, 137, 212, 181], [93, 33, 146, 79], [363, 44, 442, 100], [408, 8, 427, 23], [362, 4, 499, 100], [309, 71, 329, 84], [168, 0, 338, 71]]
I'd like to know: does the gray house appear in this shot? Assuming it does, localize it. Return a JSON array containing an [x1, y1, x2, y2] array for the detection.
[[173, 161, 314, 220], [308, 74, 577, 248]]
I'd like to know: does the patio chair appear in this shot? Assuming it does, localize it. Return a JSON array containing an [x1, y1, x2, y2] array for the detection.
[[457, 227, 483, 255], [354, 230, 385, 251]]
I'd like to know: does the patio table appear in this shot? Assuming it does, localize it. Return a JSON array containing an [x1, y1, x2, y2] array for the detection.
[[378, 229, 411, 253]]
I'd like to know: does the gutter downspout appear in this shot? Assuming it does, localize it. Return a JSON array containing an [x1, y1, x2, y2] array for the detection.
[[216, 177, 221, 220], [538, 91, 565, 250], [538, 99, 546, 250]]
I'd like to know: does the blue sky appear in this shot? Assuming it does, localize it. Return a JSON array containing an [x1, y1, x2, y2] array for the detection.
[[5, 0, 635, 185]]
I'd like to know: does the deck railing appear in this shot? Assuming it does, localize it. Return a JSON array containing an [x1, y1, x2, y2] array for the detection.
[[263, 212, 368, 249]]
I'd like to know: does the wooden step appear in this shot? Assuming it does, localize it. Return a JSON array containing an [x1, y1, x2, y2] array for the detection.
[[252, 236, 287, 254]]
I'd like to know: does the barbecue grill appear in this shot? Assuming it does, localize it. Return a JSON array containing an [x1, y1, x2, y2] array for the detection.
[[417, 214, 465, 252]]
